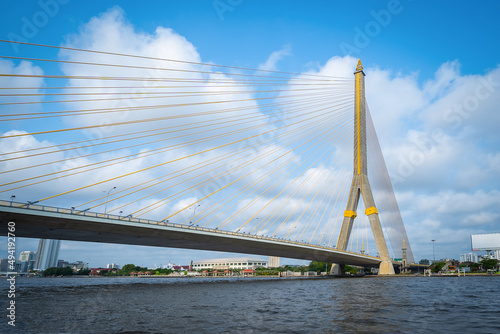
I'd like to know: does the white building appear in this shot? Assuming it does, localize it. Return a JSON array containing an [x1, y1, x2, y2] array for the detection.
[[69, 261, 89, 271], [19, 251, 36, 262], [460, 253, 479, 263], [192, 257, 268, 270], [269, 256, 280, 268], [34, 239, 61, 270], [107, 263, 120, 269]]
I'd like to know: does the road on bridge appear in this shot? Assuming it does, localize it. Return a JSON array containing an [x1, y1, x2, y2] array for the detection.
[[0, 201, 381, 267]]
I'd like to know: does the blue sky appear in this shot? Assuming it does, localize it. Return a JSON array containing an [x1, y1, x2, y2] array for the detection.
[[2, 1, 499, 77], [1, 1, 500, 268]]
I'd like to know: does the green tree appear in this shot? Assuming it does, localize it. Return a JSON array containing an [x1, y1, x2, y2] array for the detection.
[[102, 269, 118, 276], [120, 264, 136, 272], [42, 267, 57, 276], [481, 259, 498, 270], [470, 262, 480, 273], [119, 264, 140, 275], [42, 266, 73, 276], [431, 262, 446, 273], [77, 268, 91, 275], [62, 267, 73, 276], [419, 259, 430, 265], [344, 265, 359, 275], [159, 268, 173, 275], [307, 261, 331, 273]]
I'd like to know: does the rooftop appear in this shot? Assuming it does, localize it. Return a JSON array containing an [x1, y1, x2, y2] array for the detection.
[[193, 257, 268, 264]]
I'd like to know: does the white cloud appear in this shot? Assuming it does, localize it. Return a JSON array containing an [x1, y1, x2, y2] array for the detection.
[[55, 7, 268, 156], [294, 55, 500, 261], [3, 7, 499, 266], [0, 59, 44, 114], [257, 45, 291, 72], [464, 212, 499, 226]]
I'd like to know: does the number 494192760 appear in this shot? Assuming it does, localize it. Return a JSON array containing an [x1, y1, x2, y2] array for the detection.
[[7, 222, 15, 271]]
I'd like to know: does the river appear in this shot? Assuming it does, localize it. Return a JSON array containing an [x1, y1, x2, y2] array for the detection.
[[1, 275, 499, 333]]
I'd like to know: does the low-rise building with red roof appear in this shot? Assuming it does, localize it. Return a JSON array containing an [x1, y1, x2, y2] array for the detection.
[[241, 268, 257, 276]]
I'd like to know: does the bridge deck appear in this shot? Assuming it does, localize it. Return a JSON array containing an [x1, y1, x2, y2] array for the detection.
[[0, 202, 381, 266]]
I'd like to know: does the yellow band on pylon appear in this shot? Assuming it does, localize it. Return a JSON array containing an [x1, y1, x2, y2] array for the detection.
[[344, 210, 357, 218], [365, 207, 378, 215]]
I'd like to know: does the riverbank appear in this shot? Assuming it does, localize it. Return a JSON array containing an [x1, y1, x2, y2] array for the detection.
[[4, 272, 498, 280], [373, 273, 500, 277]]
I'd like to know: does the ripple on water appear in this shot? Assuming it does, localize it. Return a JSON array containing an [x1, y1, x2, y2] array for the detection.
[[1, 276, 499, 333]]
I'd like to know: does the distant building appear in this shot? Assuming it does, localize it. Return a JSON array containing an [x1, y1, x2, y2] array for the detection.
[[0, 259, 8, 272], [89, 268, 116, 276], [15, 261, 33, 272], [69, 261, 89, 271], [173, 265, 190, 271], [19, 251, 36, 262], [57, 260, 70, 268], [241, 268, 257, 276], [34, 239, 61, 270], [269, 256, 280, 268], [281, 264, 304, 268], [460, 253, 479, 263], [164, 261, 175, 270], [192, 257, 268, 270], [495, 250, 500, 260], [15, 251, 37, 272], [106, 263, 120, 269]]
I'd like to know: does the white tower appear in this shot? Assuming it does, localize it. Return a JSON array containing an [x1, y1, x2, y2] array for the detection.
[[34, 239, 61, 270]]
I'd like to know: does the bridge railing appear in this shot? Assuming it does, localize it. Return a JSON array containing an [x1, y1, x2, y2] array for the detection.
[[0, 200, 380, 260]]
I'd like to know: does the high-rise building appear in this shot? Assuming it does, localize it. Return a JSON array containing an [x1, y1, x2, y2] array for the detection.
[[15, 261, 32, 273], [34, 239, 61, 270], [19, 251, 36, 262], [269, 256, 280, 268], [460, 253, 479, 263], [0, 259, 8, 272]]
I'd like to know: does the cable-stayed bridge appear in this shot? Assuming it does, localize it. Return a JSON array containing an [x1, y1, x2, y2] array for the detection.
[[0, 40, 414, 274], [1, 200, 381, 267]]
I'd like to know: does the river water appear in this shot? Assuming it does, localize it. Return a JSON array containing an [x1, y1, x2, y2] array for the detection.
[[1, 275, 499, 333]]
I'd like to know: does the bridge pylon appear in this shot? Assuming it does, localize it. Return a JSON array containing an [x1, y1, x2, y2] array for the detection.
[[331, 60, 395, 275]]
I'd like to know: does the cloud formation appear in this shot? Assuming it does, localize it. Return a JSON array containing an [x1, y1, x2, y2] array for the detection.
[[300, 55, 500, 260], [2, 7, 499, 267], [257, 45, 292, 72]]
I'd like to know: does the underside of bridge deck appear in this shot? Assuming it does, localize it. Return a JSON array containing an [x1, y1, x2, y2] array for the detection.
[[1, 205, 381, 267]]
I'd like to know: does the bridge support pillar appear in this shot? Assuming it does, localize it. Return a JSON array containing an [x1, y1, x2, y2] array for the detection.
[[378, 261, 395, 275], [330, 263, 344, 276], [330, 60, 395, 276]]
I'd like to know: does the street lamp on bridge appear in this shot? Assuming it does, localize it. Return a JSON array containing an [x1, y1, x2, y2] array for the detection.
[[190, 204, 201, 224], [104, 187, 116, 214]]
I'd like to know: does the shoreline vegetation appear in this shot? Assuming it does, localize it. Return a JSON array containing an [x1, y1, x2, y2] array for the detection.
[[6, 259, 498, 278], [4, 271, 499, 279]]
